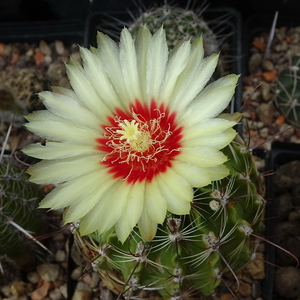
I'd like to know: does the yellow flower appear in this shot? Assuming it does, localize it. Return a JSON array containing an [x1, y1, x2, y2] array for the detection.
[[23, 26, 238, 243]]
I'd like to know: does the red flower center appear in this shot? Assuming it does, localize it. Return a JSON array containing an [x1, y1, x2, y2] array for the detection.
[[96, 99, 183, 183]]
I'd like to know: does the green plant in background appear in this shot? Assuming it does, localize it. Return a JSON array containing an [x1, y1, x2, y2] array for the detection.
[[274, 55, 300, 127], [73, 130, 266, 299], [0, 154, 48, 272]]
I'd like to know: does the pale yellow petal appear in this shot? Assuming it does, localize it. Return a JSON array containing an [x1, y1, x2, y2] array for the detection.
[[39, 91, 100, 130], [182, 128, 237, 150], [66, 61, 112, 119], [144, 27, 168, 100], [169, 53, 219, 112], [138, 209, 158, 241], [39, 168, 112, 210], [135, 26, 152, 101], [119, 28, 142, 101], [22, 141, 98, 160], [156, 169, 192, 215], [144, 179, 167, 224], [207, 164, 230, 182], [171, 161, 211, 187], [74, 181, 130, 235], [115, 181, 145, 243], [182, 118, 237, 138], [181, 74, 239, 125], [25, 112, 99, 145], [158, 39, 192, 104], [96, 32, 131, 105], [177, 147, 228, 168], [80, 47, 126, 111], [27, 155, 102, 184], [63, 178, 117, 223]]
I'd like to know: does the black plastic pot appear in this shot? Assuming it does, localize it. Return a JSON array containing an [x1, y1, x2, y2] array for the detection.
[[0, 19, 85, 45], [264, 141, 300, 300]]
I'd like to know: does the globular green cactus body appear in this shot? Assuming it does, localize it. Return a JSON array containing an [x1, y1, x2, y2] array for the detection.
[[275, 55, 300, 127], [127, 4, 224, 89], [0, 158, 47, 268], [128, 5, 219, 56], [73, 135, 265, 299]]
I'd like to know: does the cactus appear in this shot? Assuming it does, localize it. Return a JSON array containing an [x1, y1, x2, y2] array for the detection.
[[128, 5, 219, 56], [127, 4, 223, 80], [73, 134, 265, 299], [274, 55, 300, 127], [0, 156, 48, 269]]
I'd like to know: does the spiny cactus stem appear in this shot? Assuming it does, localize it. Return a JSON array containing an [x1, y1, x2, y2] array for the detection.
[[0, 119, 13, 161], [116, 263, 140, 300], [217, 249, 240, 292], [6, 218, 52, 254]]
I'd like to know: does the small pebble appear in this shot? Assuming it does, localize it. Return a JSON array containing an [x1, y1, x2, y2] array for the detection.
[[262, 60, 274, 71], [27, 272, 40, 284], [70, 51, 81, 62], [245, 253, 265, 280], [259, 127, 269, 138], [72, 282, 92, 300], [39, 40, 52, 55], [60, 284, 68, 299], [71, 267, 83, 281], [55, 40, 65, 55], [55, 250, 66, 262], [89, 272, 100, 289], [238, 281, 252, 296], [49, 288, 63, 300], [37, 264, 60, 282]]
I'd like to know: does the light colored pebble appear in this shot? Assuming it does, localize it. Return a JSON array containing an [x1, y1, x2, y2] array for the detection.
[[245, 253, 265, 280], [260, 83, 272, 101], [39, 40, 52, 55], [46, 63, 65, 81], [55, 249, 66, 262], [291, 32, 300, 43], [256, 121, 264, 128], [71, 266, 83, 281], [44, 55, 52, 64], [37, 264, 60, 282], [275, 30, 285, 41], [89, 272, 100, 288], [60, 284, 68, 299], [58, 76, 71, 89], [259, 127, 269, 138], [55, 40, 65, 55], [256, 103, 275, 126], [72, 282, 92, 300], [262, 60, 274, 71], [71, 51, 81, 63], [238, 281, 252, 296], [248, 53, 262, 74], [26, 48, 34, 56], [281, 40, 288, 51], [49, 288, 62, 300], [27, 271, 40, 284], [242, 111, 251, 118]]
